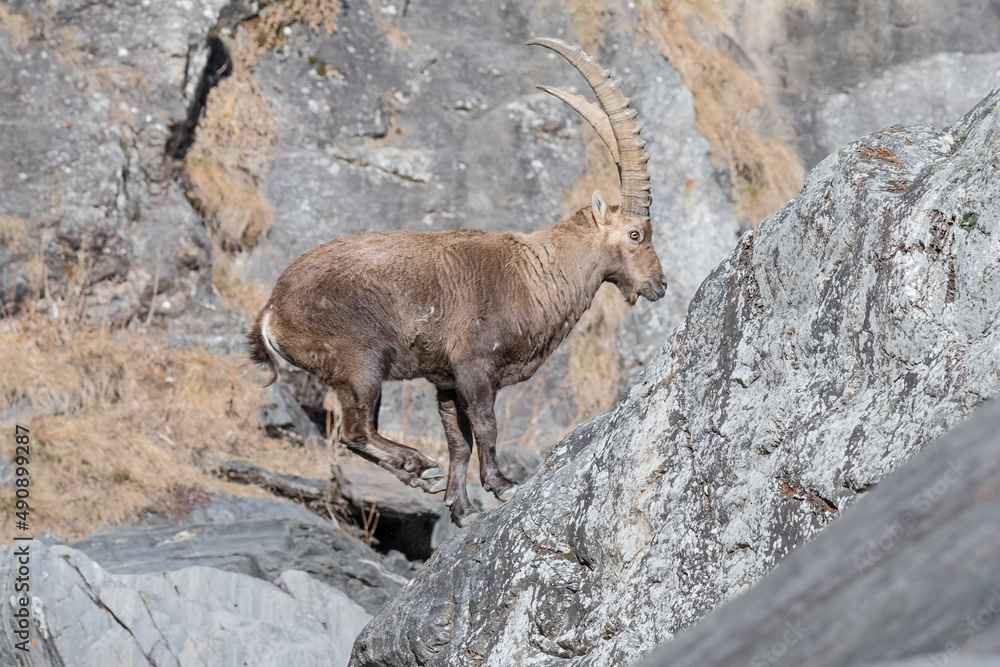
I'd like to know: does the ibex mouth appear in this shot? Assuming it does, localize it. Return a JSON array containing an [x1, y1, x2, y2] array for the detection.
[[640, 278, 667, 302]]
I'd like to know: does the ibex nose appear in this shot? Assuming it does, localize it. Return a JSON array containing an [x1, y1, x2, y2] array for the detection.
[[648, 274, 667, 300]]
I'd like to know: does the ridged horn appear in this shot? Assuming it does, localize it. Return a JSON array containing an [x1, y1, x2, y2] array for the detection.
[[536, 84, 620, 165], [528, 37, 651, 221]]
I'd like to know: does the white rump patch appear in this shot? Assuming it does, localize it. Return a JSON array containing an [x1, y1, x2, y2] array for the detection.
[[261, 311, 301, 370]]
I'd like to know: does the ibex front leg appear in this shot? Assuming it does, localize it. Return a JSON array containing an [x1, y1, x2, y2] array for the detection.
[[436, 389, 477, 526], [456, 371, 519, 503]]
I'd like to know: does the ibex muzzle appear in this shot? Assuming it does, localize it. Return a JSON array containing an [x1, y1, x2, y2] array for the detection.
[[248, 38, 667, 526]]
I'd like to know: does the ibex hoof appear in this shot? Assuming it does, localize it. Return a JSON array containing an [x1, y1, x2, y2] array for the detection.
[[496, 482, 519, 502], [454, 508, 480, 528], [423, 477, 447, 494], [420, 466, 446, 480]]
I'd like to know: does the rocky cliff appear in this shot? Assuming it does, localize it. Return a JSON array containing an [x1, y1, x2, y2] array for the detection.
[[0, 494, 390, 667], [351, 88, 1000, 666], [636, 396, 1000, 666]]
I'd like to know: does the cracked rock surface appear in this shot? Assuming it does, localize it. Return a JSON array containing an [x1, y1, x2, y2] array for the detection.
[[0, 541, 371, 667], [0, 493, 411, 666], [351, 88, 1000, 666], [637, 397, 1000, 666]]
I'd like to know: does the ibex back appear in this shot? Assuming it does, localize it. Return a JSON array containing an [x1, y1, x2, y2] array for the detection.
[[248, 38, 667, 526]]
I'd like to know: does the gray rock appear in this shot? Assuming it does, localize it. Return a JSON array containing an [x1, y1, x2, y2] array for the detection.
[[336, 458, 443, 521], [0, 542, 371, 667], [720, 0, 1000, 167], [258, 383, 325, 445], [350, 88, 1000, 666], [815, 51, 1000, 163], [211, 459, 331, 506], [180, 489, 331, 527], [0, 1, 227, 325], [71, 493, 410, 616], [636, 398, 1000, 667]]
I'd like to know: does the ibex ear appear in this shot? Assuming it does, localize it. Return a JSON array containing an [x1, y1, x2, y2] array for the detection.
[[591, 190, 608, 225]]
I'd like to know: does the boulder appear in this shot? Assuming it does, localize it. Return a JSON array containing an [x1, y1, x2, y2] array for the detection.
[[71, 492, 410, 616], [0, 542, 370, 667], [350, 88, 1000, 666], [637, 397, 1000, 667]]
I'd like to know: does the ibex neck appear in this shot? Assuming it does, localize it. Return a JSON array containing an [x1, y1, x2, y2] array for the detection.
[[519, 213, 605, 329]]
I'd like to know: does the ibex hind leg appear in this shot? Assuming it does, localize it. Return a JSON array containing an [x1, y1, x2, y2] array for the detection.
[[332, 375, 446, 494]]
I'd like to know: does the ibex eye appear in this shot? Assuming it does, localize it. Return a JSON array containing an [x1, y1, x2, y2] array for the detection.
[[629, 230, 641, 241]]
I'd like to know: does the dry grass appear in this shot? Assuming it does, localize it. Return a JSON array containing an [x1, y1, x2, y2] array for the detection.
[[184, 157, 274, 251], [0, 6, 30, 50], [251, 0, 339, 51], [638, 0, 804, 225], [183, 29, 278, 251], [0, 314, 333, 542], [565, 0, 625, 53], [211, 259, 270, 319], [363, 0, 412, 60], [0, 217, 27, 251], [566, 284, 627, 420]]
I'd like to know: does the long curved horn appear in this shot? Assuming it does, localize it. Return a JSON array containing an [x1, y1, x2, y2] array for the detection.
[[535, 85, 620, 165], [528, 38, 651, 221]]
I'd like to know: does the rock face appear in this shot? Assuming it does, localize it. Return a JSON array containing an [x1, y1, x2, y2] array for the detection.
[[0, 543, 371, 667], [720, 0, 1000, 167], [70, 492, 410, 616], [351, 88, 1000, 666], [0, 0, 239, 329], [637, 397, 1000, 667]]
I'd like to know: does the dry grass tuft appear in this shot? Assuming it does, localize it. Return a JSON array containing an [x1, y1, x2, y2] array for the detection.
[[566, 284, 627, 421], [211, 258, 270, 319], [638, 0, 804, 225], [251, 0, 340, 51], [363, 0, 412, 60], [0, 314, 332, 542], [0, 217, 27, 251], [183, 29, 278, 251], [184, 157, 274, 251], [0, 6, 31, 50], [565, 0, 624, 53]]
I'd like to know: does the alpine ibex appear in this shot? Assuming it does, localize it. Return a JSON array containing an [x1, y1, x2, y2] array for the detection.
[[248, 38, 666, 526]]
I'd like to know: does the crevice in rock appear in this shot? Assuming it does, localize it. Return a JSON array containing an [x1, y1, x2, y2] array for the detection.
[[166, 36, 233, 160]]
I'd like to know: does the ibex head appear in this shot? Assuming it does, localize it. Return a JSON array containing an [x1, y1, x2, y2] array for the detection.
[[531, 37, 667, 305]]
